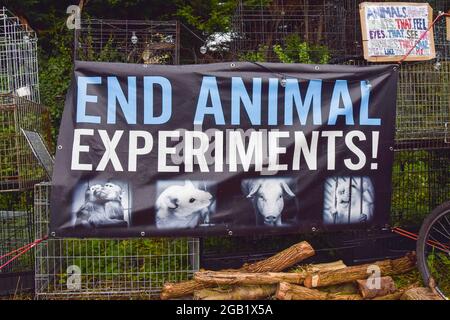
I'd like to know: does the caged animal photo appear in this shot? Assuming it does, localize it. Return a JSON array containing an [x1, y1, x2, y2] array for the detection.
[[73, 181, 130, 228], [241, 178, 298, 227], [323, 176, 375, 225], [155, 180, 216, 229]]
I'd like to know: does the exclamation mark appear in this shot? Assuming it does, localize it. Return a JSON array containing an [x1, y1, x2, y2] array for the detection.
[[371, 132, 379, 170]]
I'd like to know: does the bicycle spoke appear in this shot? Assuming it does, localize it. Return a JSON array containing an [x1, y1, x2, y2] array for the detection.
[[431, 226, 450, 241], [437, 220, 450, 238]]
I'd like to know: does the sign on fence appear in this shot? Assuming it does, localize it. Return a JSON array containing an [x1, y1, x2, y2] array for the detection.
[[360, 2, 435, 62], [51, 61, 398, 237]]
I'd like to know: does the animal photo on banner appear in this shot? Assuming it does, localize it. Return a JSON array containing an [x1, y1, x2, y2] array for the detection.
[[155, 180, 216, 229], [72, 180, 131, 228], [241, 178, 298, 227], [323, 176, 375, 225]]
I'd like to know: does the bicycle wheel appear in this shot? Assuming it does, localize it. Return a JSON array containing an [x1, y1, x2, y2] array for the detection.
[[416, 201, 450, 299]]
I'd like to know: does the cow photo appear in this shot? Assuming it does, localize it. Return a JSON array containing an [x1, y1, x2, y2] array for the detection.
[[155, 180, 216, 229], [323, 176, 375, 225], [72, 181, 130, 228], [241, 178, 298, 227]]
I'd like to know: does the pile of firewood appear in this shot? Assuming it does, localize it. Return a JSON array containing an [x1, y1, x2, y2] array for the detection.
[[160, 241, 443, 300]]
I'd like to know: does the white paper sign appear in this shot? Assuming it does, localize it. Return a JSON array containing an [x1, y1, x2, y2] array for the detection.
[[360, 2, 435, 62]]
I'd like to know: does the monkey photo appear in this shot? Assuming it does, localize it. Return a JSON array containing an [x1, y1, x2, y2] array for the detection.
[[74, 181, 129, 229]]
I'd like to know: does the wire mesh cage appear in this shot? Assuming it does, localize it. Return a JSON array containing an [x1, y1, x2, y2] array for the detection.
[[230, 0, 450, 62], [0, 93, 49, 192], [0, 189, 34, 294], [231, 0, 346, 62], [0, 7, 40, 103], [0, 7, 45, 296], [33, 17, 194, 300], [34, 183, 200, 300], [75, 18, 180, 64]]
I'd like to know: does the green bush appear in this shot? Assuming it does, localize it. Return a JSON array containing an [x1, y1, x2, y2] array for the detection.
[[273, 34, 330, 64]]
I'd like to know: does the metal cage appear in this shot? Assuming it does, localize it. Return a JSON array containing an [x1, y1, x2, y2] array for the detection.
[[0, 7, 40, 103], [231, 0, 347, 62], [75, 18, 180, 65], [0, 7, 45, 296], [34, 183, 200, 300], [33, 17, 194, 300], [0, 189, 34, 295], [0, 94, 49, 192]]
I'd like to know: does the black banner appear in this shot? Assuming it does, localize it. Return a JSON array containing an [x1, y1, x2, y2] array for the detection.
[[50, 61, 398, 237]]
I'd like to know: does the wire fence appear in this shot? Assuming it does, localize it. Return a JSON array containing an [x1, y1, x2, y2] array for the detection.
[[34, 183, 200, 299], [33, 17, 194, 300]]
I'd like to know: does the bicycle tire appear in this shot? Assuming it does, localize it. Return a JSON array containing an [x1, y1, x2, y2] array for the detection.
[[416, 200, 450, 300]]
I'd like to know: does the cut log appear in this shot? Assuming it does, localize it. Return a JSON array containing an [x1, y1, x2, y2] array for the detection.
[[401, 287, 444, 300], [275, 282, 362, 300], [194, 271, 304, 285], [371, 283, 420, 300], [356, 276, 396, 299], [194, 285, 277, 300], [161, 240, 314, 300], [240, 241, 315, 273], [194, 260, 346, 286], [160, 280, 207, 300], [371, 290, 404, 300], [303, 252, 416, 288], [295, 260, 347, 274]]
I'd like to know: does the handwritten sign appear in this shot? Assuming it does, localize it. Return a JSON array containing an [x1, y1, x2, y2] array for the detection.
[[360, 2, 435, 62]]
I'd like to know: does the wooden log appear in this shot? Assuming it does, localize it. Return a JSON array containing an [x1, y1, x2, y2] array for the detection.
[[371, 283, 420, 300], [194, 260, 346, 286], [194, 285, 277, 300], [401, 287, 444, 300], [160, 280, 207, 300], [194, 271, 305, 285], [240, 241, 315, 273], [296, 260, 347, 274], [356, 276, 396, 299], [303, 252, 416, 288], [161, 240, 315, 300], [371, 290, 405, 300], [275, 282, 362, 300]]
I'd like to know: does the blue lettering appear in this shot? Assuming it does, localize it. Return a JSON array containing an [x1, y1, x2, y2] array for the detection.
[[107, 76, 136, 124], [193, 76, 225, 125], [76, 76, 101, 123], [328, 80, 354, 125], [143, 76, 172, 124]]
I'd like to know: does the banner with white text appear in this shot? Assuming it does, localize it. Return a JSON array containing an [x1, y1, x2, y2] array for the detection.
[[50, 61, 398, 237]]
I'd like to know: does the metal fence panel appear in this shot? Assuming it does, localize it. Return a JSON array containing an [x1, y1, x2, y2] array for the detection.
[[34, 183, 199, 299]]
